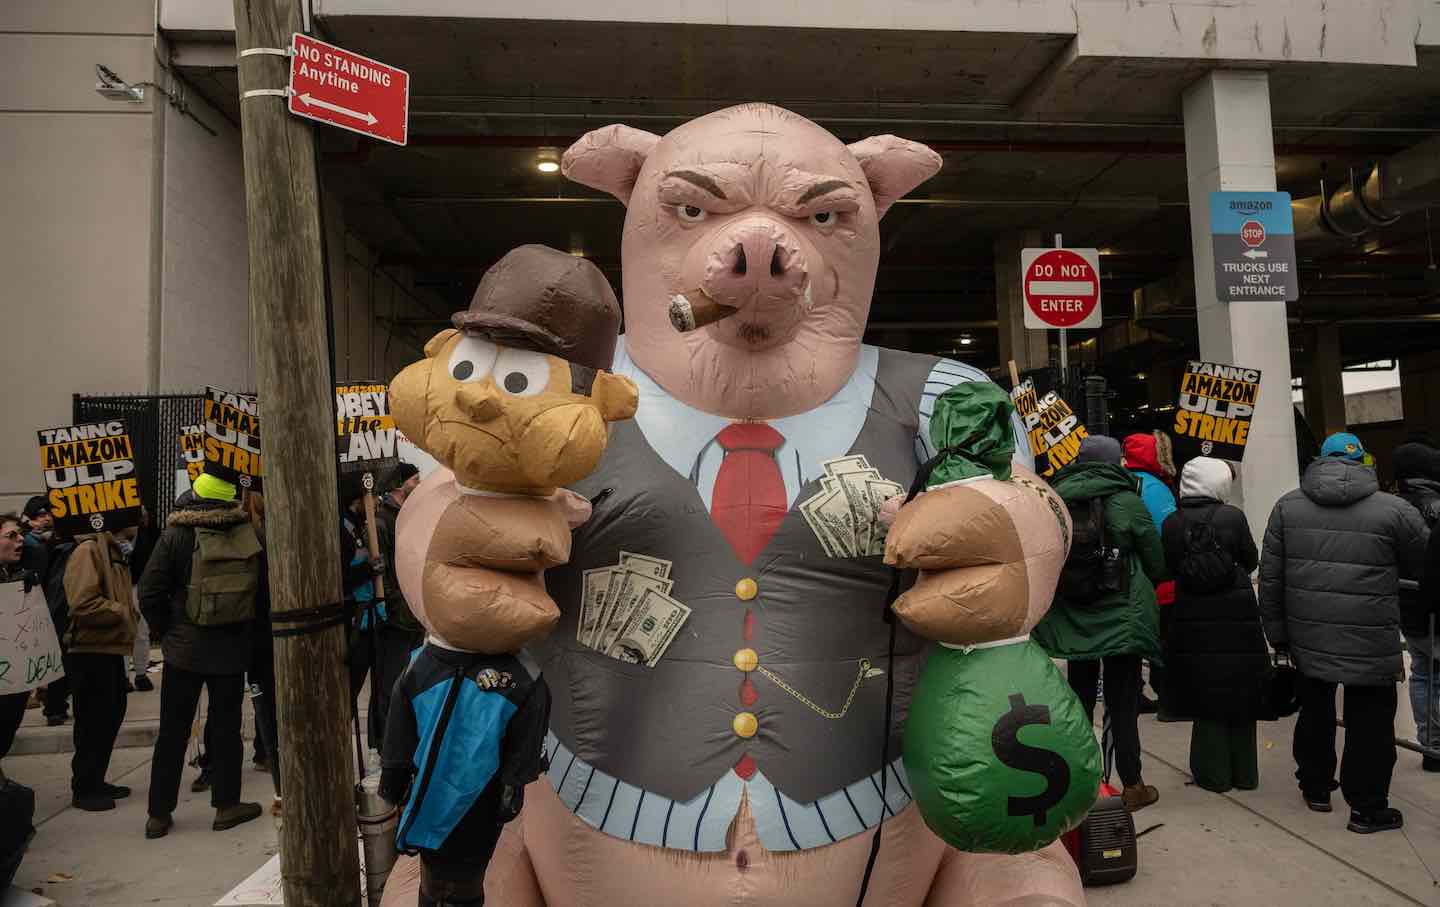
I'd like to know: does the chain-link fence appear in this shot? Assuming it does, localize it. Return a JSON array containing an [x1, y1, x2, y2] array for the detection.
[[73, 393, 210, 526]]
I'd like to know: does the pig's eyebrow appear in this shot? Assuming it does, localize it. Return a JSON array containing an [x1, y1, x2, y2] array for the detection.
[[797, 179, 853, 204], [667, 169, 728, 200]]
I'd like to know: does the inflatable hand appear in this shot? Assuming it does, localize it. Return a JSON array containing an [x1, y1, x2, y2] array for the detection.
[[390, 245, 638, 651], [885, 470, 1069, 645]]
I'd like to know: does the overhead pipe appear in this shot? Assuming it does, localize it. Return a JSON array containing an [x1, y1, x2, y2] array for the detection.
[[1293, 134, 1440, 242]]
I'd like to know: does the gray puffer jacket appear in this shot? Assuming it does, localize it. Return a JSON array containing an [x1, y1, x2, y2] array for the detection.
[[1259, 458, 1428, 684]]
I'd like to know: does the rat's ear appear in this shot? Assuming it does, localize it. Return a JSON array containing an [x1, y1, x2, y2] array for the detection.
[[424, 329, 459, 359], [591, 371, 639, 422]]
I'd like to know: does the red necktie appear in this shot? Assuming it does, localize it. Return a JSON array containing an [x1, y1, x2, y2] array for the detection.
[[711, 423, 785, 783], [711, 423, 787, 567]]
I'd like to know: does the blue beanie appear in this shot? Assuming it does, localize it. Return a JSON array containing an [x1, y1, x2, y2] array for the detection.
[[1320, 432, 1365, 462]]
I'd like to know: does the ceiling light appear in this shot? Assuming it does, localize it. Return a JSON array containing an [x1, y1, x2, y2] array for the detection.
[[959, 335, 974, 346], [536, 148, 561, 174]]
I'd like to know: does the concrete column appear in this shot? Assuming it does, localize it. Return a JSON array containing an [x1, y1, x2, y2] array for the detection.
[[994, 230, 1049, 374], [1183, 71, 1299, 542], [1303, 325, 1347, 438]]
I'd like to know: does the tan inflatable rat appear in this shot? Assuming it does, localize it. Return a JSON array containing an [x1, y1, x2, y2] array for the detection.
[[390, 245, 638, 653]]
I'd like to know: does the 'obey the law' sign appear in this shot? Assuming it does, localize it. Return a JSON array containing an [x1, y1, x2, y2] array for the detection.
[[289, 34, 409, 146], [1021, 248, 1103, 330]]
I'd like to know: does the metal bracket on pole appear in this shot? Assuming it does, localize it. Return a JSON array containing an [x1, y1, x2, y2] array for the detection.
[[242, 88, 291, 100], [240, 46, 294, 58]]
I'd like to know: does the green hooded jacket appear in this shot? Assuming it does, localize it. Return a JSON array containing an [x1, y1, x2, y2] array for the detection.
[[1032, 461, 1168, 660]]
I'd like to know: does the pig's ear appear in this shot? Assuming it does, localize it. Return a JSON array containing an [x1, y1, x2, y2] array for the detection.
[[562, 125, 661, 206], [847, 135, 942, 218]]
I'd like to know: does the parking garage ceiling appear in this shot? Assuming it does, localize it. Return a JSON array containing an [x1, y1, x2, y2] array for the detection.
[[172, 15, 1440, 372]]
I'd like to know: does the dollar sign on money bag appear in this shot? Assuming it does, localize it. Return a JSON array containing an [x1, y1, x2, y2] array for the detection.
[[902, 639, 1101, 854], [991, 694, 1068, 826]]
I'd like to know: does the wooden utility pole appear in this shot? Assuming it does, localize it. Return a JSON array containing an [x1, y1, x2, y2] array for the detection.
[[232, 1, 361, 904]]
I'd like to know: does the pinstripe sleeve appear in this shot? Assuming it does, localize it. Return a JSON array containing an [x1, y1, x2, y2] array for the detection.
[[916, 358, 1033, 468]]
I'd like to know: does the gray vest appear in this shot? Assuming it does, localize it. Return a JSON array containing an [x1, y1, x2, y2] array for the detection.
[[537, 347, 938, 804]]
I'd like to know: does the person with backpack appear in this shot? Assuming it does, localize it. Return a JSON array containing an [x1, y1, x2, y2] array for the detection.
[[61, 522, 141, 811], [1161, 457, 1270, 792], [1392, 438, 1440, 772], [1260, 433, 1428, 833], [1033, 434, 1169, 812], [139, 473, 264, 839]]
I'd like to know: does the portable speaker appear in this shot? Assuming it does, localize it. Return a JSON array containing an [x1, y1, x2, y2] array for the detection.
[[1062, 783, 1138, 887]]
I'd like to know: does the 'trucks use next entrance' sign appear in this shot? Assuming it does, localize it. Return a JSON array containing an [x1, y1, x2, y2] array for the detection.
[[1210, 191, 1298, 303]]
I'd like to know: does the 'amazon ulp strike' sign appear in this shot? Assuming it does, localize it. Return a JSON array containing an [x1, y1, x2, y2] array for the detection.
[[178, 424, 205, 483], [1172, 360, 1262, 461], [203, 386, 262, 490], [336, 383, 398, 479], [37, 420, 142, 535], [1012, 379, 1089, 478]]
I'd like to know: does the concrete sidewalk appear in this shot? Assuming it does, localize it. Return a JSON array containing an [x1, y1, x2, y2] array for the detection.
[[2, 674, 1435, 906]]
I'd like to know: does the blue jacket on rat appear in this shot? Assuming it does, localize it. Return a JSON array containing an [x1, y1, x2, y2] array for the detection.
[[380, 643, 551, 855]]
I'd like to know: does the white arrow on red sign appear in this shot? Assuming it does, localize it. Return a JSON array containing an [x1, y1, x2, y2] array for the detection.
[[296, 92, 378, 126]]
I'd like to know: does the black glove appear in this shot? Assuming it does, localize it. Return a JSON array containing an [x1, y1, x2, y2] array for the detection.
[[498, 784, 524, 823], [369, 554, 387, 577]]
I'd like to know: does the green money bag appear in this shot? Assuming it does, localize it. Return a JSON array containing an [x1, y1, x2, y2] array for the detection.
[[926, 383, 1017, 487], [903, 640, 1101, 854]]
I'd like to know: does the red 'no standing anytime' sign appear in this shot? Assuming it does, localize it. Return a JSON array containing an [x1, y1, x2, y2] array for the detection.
[[288, 33, 409, 146], [1021, 247, 1103, 330]]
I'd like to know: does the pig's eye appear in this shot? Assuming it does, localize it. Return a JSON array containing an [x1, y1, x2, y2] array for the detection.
[[446, 336, 498, 383], [676, 204, 708, 223], [494, 349, 549, 398], [810, 211, 837, 227]]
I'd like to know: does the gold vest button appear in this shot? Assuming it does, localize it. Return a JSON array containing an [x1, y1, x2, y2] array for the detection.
[[733, 648, 758, 672], [733, 711, 758, 739], [735, 578, 758, 601]]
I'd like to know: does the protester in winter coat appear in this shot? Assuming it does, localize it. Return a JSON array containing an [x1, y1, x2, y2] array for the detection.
[[23, 497, 71, 727], [139, 474, 263, 839], [1034, 434, 1168, 811], [1392, 438, 1440, 771], [0, 515, 31, 762], [1161, 457, 1269, 792], [1418, 525, 1440, 771], [341, 475, 392, 755], [1124, 432, 1179, 714], [372, 469, 425, 697], [1260, 433, 1428, 832], [62, 526, 140, 811], [19, 497, 53, 578]]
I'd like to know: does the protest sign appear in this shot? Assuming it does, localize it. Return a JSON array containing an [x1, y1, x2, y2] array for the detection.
[[1012, 379, 1089, 478], [335, 383, 398, 478], [0, 580, 66, 695], [203, 386, 262, 490], [1172, 360, 1261, 461], [179, 424, 206, 482], [37, 420, 142, 535]]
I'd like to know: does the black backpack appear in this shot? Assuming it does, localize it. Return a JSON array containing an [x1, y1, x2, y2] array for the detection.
[[1057, 497, 1126, 608], [1174, 513, 1236, 594]]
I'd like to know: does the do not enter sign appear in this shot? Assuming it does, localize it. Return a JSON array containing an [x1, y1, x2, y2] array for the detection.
[[1021, 247, 1103, 330]]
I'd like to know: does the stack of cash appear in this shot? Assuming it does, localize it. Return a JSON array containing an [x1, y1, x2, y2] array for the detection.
[[576, 551, 692, 667], [799, 455, 905, 558]]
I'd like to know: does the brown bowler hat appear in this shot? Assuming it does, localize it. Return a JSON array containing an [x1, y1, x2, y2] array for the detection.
[[453, 245, 621, 371]]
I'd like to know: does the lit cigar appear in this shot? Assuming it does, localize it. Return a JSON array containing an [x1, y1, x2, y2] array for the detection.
[[669, 290, 738, 333]]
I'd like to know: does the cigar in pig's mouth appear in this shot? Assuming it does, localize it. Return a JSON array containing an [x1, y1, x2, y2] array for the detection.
[[668, 290, 737, 333]]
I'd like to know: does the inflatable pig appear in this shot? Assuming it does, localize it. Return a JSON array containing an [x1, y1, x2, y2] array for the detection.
[[383, 104, 1082, 906]]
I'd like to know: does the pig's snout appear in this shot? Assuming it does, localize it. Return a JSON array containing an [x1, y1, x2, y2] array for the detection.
[[701, 219, 808, 309]]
